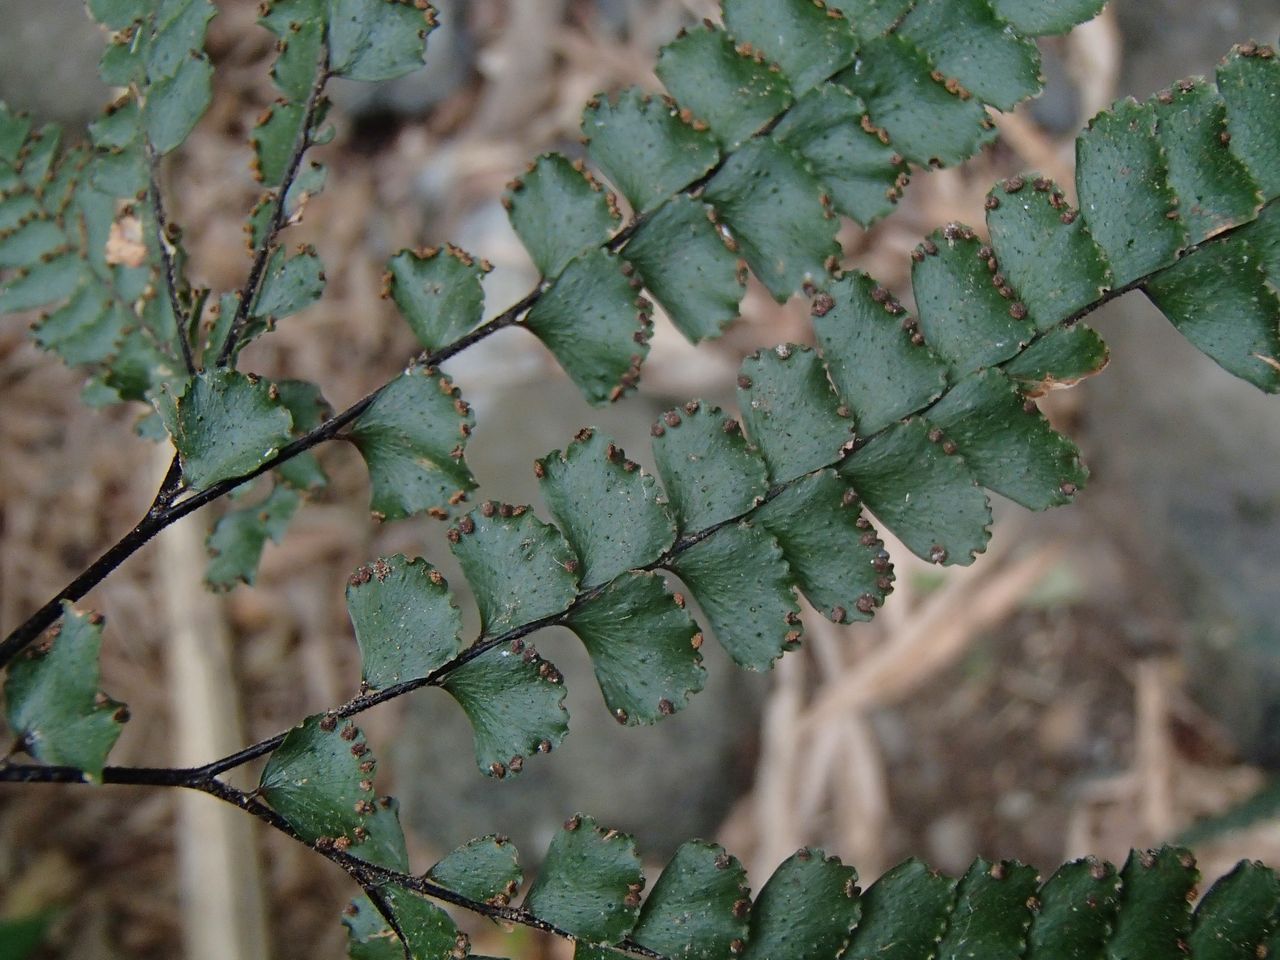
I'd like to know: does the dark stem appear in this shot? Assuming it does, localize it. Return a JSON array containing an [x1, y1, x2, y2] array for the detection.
[[216, 46, 332, 366], [146, 142, 196, 376], [0, 762, 669, 960]]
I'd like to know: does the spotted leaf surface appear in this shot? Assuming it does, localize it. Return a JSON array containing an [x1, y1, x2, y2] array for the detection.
[[345, 555, 462, 690], [721, 0, 858, 95], [3, 603, 126, 782], [447, 505, 579, 638], [523, 247, 650, 405], [837, 35, 995, 168], [754, 471, 893, 624], [387, 245, 486, 352], [669, 522, 799, 672], [844, 860, 958, 960], [631, 841, 750, 960], [156, 370, 294, 490], [427, 835, 523, 907], [1217, 44, 1280, 197], [937, 860, 1039, 960], [440, 644, 569, 779], [327, 0, 437, 82], [984, 177, 1112, 330], [622, 195, 744, 343], [737, 345, 853, 484], [348, 367, 477, 521], [840, 419, 992, 566], [1026, 858, 1121, 958], [772, 84, 910, 228], [259, 715, 408, 870], [506, 154, 619, 279], [1189, 861, 1280, 960], [741, 849, 860, 960], [651, 401, 770, 533], [813, 272, 948, 436], [582, 88, 720, 215], [910, 223, 1036, 374], [655, 24, 793, 150], [537, 429, 676, 588], [1144, 233, 1280, 392], [702, 138, 839, 302], [987, 0, 1107, 35], [523, 815, 644, 945], [1106, 848, 1198, 960], [564, 572, 706, 725], [925, 369, 1089, 510]]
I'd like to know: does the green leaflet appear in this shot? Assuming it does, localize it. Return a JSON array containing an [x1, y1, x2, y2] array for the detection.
[[741, 849, 860, 960], [427, 836, 523, 907], [702, 138, 839, 302], [564, 572, 706, 725], [523, 247, 650, 405], [897, 0, 1042, 112], [1076, 98, 1186, 287], [984, 177, 1112, 330], [0, 254, 86, 314], [348, 367, 477, 521], [344, 888, 463, 960], [0, 218, 65, 268], [1152, 78, 1262, 244], [254, 246, 325, 325], [0, 914, 53, 960], [3, 602, 127, 782], [772, 84, 910, 228], [1189, 861, 1280, 960], [506, 153, 620, 279], [925, 369, 1089, 511], [1144, 234, 1280, 392], [910, 223, 1036, 374], [440, 643, 569, 779], [1216, 44, 1280, 197], [737, 345, 853, 484], [812, 272, 948, 435], [651, 401, 770, 532], [987, 0, 1107, 35], [251, 100, 307, 186], [581, 88, 720, 216], [721, 0, 858, 96], [622, 195, 744, 343], [742, 345, 849, 483], [536, 428, 676, 588], [144, 54, 214, 155], [836, 35, 995, 168], [345, 555, 462, 690], [156, 369, 294, 490], [1026, 858, 1121, 959], [273, 378, 330, 491], [327, 0, 437, 82], [447, 504, 579, 638], [937, 860, 1039, 960], [263, 12, 324, 101], [259, 715, 408, 870], [33, 288, 129, 368], [523, 815, 644, 945], [205, 484, 301, 590], [386, 245, 486, 352], [840, 419, 992, 566], [844, 860, 958, 960], [631, 841, 750, 960], [1240, 200, 1280, 276], [1003, 324, 1111, 392], [655, 24, 794, 150], [669, 522, 800, 672], [1106, 848, 1198, 960], [754, 470, 894, 624]]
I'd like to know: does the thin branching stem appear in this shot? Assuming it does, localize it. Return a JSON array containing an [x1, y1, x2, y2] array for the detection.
[[145, 141, 196, 375], [216, 44, 332, 366], [0, 761, 669, 960]]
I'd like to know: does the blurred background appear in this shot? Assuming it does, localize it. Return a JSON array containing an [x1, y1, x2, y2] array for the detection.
[[2, 0, 1280, 957]]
